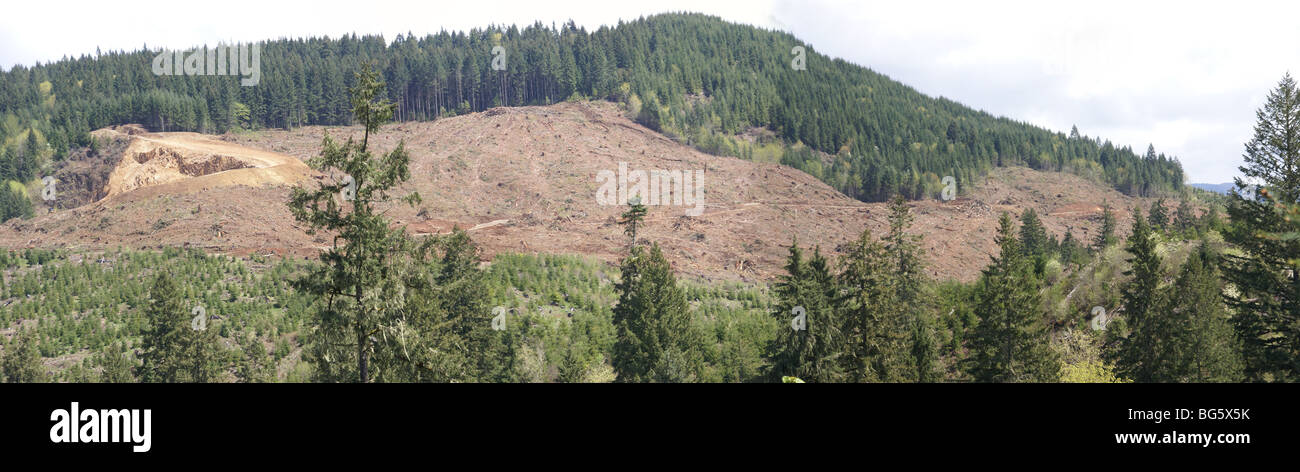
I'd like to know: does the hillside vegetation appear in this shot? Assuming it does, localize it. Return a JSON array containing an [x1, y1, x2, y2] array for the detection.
[[0, 13, 1182, 210]]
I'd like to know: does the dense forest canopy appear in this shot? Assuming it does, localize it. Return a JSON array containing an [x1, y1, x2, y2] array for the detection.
[[0, 12, 1183, 204]]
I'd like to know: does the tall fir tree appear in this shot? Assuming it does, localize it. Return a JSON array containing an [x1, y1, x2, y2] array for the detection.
[[884, 195, 925, 304], [1174, 199, 1196, 235], [1094, 203, 1117, 251], [611, 243, 703, 382], [1154, 244, 1243, 382], [1115, 208, 1164, 382], [768, 240, 843, 382], [1018, 208, 1049, 259], [967, 213, 1060, 382], [1148, 198, 1169, 232], [1222, 73, 1300, 381], [910, 316, 940, 382], [288, 63, 425, 383], [837, 229, 906, 382]]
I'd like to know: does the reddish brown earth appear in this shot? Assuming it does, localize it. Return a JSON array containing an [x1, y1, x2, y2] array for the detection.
[[0, 101, 1156, 282]]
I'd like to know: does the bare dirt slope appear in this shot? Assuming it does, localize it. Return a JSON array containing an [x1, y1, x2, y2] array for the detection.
[[0, 101, 1154, 282], [98, 126, 314, 199]]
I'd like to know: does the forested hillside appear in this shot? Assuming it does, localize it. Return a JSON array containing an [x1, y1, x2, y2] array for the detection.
[[5, 62, 1297, 385], [0, 13, 1182, 208]]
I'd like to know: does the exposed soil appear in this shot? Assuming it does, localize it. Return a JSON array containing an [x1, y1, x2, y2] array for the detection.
[[0, 101, 1158, 282], [100, 128, 314, 199]]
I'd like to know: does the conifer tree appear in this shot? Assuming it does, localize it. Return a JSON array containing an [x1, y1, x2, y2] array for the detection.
[[1116, 209, 1163, 382], [1174, 199, 1196, 235], [2, 328, 48, 382], [138, 273, 222, 383], [1155, 244, 1243, 382], [1148, 198, 1169, 232], [430, 230, 499, 382], [837, 229, 905, 382], [1094, 203, 1117, 251], [1059, 229, 1086, 267], [96, 341, 136, 383], [137, 273, 184, 383], [288, 63, 423, 383], [611, 243, 702, 382], [236, 333, 275, 383], [884, 195, 924, 303], [1223, 73, 1300, 381], [1018, 208, 1049, 259], [967, 213, 1059, 382], [768, 240, 843, 382], [619, 200, 647, 246], [911, 316, 939, 382]]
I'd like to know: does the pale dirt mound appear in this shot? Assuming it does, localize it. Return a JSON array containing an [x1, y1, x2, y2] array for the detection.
[[0, 101, 1158, 282], [101, 129, 314, 199]]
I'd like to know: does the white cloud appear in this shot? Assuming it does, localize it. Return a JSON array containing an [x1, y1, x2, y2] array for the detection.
[[4, 0, 1295, 182]]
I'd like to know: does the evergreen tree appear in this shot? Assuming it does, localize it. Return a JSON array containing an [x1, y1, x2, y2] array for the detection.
[[1174, 199, 1196, 235], [1018, 208, 1049, 259], [1199, 206, 1222, 233], [1148, 198, 1169, 232], [619, 200, 647, 246], [138, 273, 222, 383], [837, 229, 906, 382], [0, 185, 34, 223], [611, 243, 703, 382], [1059, 229, 1087, 267], [910, 316, 939, 383], [25, 129, 41, 163], [2, 328, 48, 382], [967, 213, 1059, 382], [138, 273, 185, 383], [95, 341, 136, 383], [1094, 203, 1117, 251], [1241, 73, 1300, 201], [235, 333, 275, 383], [767, 240, 843, 382], [288, 63, 424, 383], [884, 195, 925, 304], [1222, 73, 1300, 381], [429, 230, 499, 382], [1115, 208, 1163, 382], [1154, 244, 1243, 382]]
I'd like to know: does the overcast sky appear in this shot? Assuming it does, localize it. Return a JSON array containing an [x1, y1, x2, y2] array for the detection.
[[4, 0, 1298, 183]]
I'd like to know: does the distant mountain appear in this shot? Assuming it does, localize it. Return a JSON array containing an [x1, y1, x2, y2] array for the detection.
[[1190, 182, 1236, 194]]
